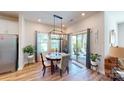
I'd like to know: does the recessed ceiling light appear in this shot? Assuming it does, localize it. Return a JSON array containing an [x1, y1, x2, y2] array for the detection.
[[62, 25, 65, 27], [81, 13, 85, 16], [38, 19, 41, 22]]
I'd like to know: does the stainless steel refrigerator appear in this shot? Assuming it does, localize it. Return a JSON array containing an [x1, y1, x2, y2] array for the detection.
[[0, 34, 18, 74]]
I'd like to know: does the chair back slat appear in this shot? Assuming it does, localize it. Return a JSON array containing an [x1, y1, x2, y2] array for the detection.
[[40, 53, 45, 67]]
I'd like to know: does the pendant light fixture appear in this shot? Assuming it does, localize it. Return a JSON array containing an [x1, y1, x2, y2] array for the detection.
[[49, 14, 66, 40]]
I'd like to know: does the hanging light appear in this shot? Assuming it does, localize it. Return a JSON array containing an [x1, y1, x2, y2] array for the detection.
[[49, 14, 66, 40]]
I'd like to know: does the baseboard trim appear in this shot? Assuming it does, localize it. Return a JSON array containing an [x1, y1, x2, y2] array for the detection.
[[18, 65, 24, 71]]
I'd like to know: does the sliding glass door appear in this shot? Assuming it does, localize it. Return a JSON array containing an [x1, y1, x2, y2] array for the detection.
[[70, 33, 87, 65], [77, 34, 87, 65], [70, 36, 77, 60]]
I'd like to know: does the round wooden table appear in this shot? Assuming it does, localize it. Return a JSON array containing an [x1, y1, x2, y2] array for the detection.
[[46, 53, 62, 75]]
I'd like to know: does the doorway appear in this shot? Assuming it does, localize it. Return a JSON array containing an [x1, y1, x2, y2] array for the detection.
[[70, 33, 87, 65]]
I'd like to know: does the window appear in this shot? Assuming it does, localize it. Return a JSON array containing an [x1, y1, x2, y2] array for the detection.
[[37, 33, 61, 53], [37, 33, 49, 52], [51, 34, 60, 51]]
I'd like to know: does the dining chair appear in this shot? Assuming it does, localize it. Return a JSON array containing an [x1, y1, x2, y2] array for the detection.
[[57, 54, 70, 77], [40, 53, 51, 77]]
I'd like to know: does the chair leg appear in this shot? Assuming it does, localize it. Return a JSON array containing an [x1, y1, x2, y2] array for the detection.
[[43, 67, 46, 77], [42, 67, 44, 71], [60, 69, 62, 77], [67, 66, 69, 74], [55, 65, 58, 70]]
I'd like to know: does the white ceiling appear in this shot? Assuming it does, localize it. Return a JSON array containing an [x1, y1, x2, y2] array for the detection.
[[0, 11, 99, 27]]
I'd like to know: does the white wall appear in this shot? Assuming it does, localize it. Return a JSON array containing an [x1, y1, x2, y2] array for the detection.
[[24, 21, 53, 46], [0, 16, 18, 34], [67, 12, 105, 74], [104, 11, 124, 56]]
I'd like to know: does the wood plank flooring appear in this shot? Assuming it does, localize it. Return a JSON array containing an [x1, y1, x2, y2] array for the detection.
[[0, 61, 111, 81]]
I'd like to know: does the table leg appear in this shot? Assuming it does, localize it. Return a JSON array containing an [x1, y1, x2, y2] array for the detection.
[[51, 60, 54, 75]]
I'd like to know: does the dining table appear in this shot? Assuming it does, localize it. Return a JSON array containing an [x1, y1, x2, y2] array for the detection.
[[45, 52, 67, 75]]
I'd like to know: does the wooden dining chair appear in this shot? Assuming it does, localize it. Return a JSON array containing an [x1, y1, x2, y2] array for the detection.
[[57, 54, 70, 77], [40, 53, 51, 77]]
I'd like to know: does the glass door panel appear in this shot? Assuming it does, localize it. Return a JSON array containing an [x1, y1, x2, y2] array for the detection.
[[70, 33, 87, 66], [77, 34, 87, 65], [70, 36, 77, 60]]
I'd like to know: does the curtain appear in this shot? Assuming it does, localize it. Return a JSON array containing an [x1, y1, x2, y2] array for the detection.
[[86, 28, 91, 69], [67, 34, 70, 53], [35, 31, 38, 62]]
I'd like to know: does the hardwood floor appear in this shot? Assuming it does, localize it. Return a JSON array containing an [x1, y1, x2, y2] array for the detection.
[[0, 61, 111, 81]]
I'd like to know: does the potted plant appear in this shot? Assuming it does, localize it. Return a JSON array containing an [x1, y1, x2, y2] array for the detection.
[[90, 53, 101, 66], [23, 45, 35, 59]]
